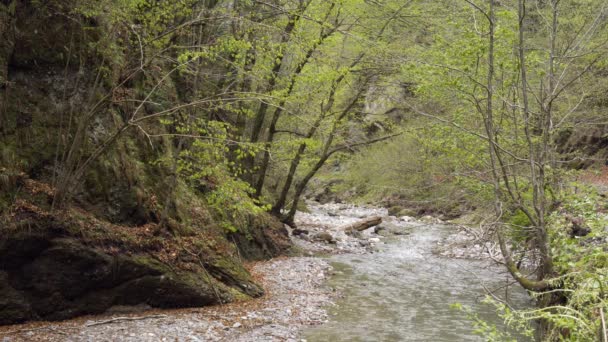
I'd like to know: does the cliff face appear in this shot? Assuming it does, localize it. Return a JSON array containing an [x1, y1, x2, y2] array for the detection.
[[0, 0, 290, 325]]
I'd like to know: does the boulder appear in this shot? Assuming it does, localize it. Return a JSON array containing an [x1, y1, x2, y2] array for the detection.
[[0, 232, 255, 325], [567, 215, 591, 237], [0, 272, 32, 324]]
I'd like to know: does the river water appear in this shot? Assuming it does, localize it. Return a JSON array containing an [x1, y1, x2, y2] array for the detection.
[[301, 204, 533, 342]]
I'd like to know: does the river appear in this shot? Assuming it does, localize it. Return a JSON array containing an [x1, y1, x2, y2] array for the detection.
[[300, 203, 533, 341]]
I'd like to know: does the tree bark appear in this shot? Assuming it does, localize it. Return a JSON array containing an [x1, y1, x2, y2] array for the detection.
[[270, 111, 326, 215]]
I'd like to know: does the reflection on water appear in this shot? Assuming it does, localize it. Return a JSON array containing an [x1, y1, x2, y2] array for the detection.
[[303, 224, 533, 342]]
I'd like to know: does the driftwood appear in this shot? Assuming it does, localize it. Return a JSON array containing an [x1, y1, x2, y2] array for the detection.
[[340, 216, 382, 233]]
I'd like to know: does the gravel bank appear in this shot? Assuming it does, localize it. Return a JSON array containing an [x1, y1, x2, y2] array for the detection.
[[0, 257, 333, 342]]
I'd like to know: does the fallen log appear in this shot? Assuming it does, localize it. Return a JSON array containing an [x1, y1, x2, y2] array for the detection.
[[340, 216, 382, 233]]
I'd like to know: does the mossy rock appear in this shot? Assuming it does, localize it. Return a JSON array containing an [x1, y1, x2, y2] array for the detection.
[[374, 222, 411, 237], [207, 256, 263, 298], [229, 213, 290, 261], [0, 231, 238, 325]]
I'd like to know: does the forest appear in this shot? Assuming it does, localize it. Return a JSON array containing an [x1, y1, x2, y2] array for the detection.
[[0, 0, 607, 341]]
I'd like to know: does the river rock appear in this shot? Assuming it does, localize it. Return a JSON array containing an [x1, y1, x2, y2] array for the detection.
[[314, 232, 336, 244], [399, 216, 415, 223], [293, 228, 309, 236], [421, 215, 442, 224], [299, 234, 312, 242], [374, 222, 410, 237]]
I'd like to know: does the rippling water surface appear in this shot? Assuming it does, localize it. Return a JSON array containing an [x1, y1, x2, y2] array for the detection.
[[302, 206, 532, 342]]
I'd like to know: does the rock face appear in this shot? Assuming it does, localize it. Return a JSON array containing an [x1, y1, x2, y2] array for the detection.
[[0, 233, 231, 325], [0, 202, 292, 325]]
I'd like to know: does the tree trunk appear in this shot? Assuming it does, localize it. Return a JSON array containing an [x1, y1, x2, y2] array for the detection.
[[271, 112, 326, 214], [272, 62, 364, 215], [254, 16, 337, 198], [339, 216, 383, 233], [283, 153, 330, 226], [243, 10, 303, 183]]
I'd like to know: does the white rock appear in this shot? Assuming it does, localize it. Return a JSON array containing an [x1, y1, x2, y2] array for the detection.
[[400, 216, 414, 222], [421, 215, 435, 223]]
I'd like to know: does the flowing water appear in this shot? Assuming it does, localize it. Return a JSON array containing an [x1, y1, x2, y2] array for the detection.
[[301, 204, 533, 342]]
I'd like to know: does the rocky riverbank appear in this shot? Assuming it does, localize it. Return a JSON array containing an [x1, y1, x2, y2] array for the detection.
[[0, 201, 495, 341], [0, 256, 333, 342]]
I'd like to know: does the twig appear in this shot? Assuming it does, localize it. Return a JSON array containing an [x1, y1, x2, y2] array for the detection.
[[85, 314, 168, 327]]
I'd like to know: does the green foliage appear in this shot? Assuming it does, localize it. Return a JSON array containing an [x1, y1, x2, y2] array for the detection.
[[505, 209, 533, 242], [466, 184, 608, 342], [451, 299, 535, 341], [535, 185, 608, 341], [326, 126, 493, 217], [176, 119, 267, 232]]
